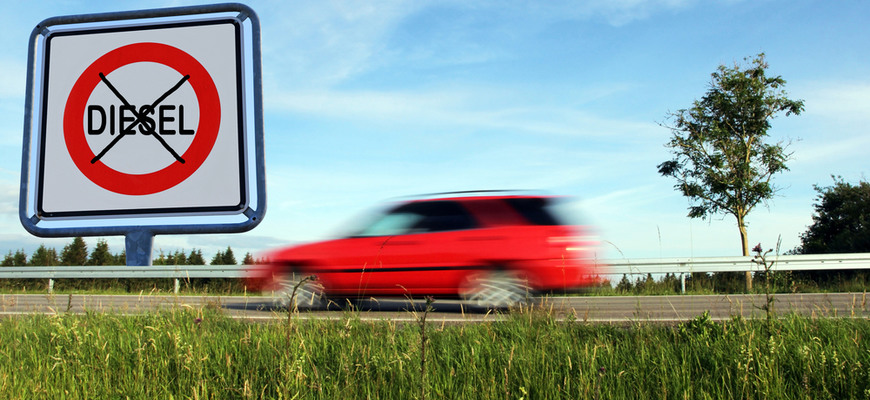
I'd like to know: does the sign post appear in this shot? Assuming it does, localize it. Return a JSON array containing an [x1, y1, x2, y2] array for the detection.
[[20, 4, 266, 265]]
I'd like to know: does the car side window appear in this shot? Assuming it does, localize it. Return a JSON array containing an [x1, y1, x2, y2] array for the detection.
[[353, 201, 477, 236], [504, 197, 562, 225], [407, 201, 477, 233]]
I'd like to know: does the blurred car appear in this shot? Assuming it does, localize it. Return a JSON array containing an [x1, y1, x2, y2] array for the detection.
[[248, 192, 599, 308]]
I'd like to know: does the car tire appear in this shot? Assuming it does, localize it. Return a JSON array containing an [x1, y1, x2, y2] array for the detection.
[[460, 268, 531, 309], [275, 273, 325, 310]]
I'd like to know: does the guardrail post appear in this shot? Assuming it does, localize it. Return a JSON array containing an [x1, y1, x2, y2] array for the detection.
[[48, 278, 54, 294], [174, 279, 180, 294], [680, 273, 686, 294]]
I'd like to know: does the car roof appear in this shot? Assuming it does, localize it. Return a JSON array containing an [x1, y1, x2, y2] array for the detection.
[[400, 190, 558, 203]]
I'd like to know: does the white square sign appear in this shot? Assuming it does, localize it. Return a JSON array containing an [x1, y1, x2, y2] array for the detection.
[[21, 4, 265, 237]]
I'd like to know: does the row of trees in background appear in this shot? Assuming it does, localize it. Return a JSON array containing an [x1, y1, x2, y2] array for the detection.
[[1, 237, 260, 267]]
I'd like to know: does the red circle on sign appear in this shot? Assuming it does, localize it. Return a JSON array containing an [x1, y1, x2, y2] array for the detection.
[[63, 42, 221, 196]]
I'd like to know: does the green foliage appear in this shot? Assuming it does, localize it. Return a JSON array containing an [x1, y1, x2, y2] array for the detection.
[[678, 310, 719, 341], [29, 244, 59, 266], [87, 239, 115, 266], [614, 273, 682, 295], [792, 177, 870, 287], [658, 53, 804, 255], [60, 237, 89, 266], [2, 249, 27, 267], [187, 249, 206, 265], [223, 246, 237, 265], [615, 274, 633, 292], [797, 177, 870, 254], [210, 246, 237, 265], [0, 309, 867, 399]]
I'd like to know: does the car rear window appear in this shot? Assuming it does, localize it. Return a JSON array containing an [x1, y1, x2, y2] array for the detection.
[[503, 197, 562, 225]]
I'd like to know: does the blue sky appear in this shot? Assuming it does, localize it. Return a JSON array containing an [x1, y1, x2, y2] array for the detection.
[[1, 0, 869, 262]]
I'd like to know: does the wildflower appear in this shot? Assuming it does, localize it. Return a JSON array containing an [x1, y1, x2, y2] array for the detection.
[[752, 243, 763, 253], [194, 317, 202, 325]]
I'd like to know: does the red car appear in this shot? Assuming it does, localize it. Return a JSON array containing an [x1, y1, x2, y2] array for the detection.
[[248, 193, 598, 308]]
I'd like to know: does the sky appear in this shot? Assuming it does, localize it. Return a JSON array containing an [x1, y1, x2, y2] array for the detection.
[[1, 0, 869, 263]]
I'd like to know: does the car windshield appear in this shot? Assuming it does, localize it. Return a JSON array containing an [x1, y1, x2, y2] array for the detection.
[[352, 212, 423, 237]]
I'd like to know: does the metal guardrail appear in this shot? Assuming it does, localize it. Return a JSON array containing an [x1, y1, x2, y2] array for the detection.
[[599, 253, 870, 275], [598, 253, 870, 292], [0, 265, 248, 294], [0, 265, 246, 279], [2, 253, 869, 293]]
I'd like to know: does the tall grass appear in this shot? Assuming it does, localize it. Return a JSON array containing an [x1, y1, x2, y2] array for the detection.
[[0, 305, 868, 399]]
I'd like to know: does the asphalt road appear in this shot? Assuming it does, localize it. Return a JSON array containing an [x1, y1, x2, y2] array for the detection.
[[1, 292, 867, 323]]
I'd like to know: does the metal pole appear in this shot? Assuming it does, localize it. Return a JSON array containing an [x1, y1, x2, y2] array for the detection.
[[125, 229, 154, 266]]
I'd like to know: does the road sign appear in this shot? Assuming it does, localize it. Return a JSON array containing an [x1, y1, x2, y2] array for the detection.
[[63, 42, 221, 196], [20, 4, 266, 256]]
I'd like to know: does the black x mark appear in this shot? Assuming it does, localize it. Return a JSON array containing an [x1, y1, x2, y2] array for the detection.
[[90, 72, 192, 164]]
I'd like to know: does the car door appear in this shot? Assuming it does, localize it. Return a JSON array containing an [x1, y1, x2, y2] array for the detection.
[[371, 200, 481, 295], [318, 204, 428, 296]]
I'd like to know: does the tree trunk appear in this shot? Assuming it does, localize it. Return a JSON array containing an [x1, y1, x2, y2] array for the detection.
[[737, 215, 752, 291]]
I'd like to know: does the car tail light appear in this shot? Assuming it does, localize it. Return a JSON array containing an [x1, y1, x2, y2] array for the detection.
[[548, 235, 595, 252]]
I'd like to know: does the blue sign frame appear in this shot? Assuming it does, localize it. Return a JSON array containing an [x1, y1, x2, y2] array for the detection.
[[20, 3, 266, 265]]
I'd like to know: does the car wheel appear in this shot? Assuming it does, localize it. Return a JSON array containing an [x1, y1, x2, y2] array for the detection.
[[460, 269, 531, 309], [275, 273, 324, 310]]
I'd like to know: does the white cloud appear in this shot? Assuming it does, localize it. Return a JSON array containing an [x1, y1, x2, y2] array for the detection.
[[266, 86, 658, 139], [257, 0, 704, 89], [800, 81, 870, 122], [259, 1, 426, 88], [564, 0, 699, 26], [781, 81, 870, 172]]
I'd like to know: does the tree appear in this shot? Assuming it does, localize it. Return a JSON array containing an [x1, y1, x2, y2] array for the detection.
[[658, 53, 804, 289], [187, 249, 205, 265], [796, 177, 870, 254], [153, 251, 168, 266], [2, 250, 27, 267], [14, 250, 27, 266], [173, 250, 188, 266], [210, 250, 224, 266], [88, 239, 115, 266], [1, 252, 14, 267], [30, 245, 59, 266], [115, 250, 126, 266], [242, 252, 255, 265], [61, 237, 89, 266], [210, 247, 237, 265]]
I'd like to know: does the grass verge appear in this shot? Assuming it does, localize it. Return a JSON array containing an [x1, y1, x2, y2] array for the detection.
[[0, 305, 868, 399]]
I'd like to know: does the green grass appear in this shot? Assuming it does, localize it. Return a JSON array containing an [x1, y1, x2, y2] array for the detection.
[[0, 305, 868, 399]]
